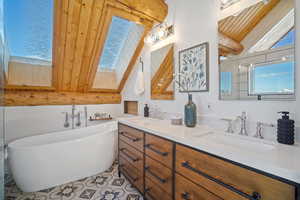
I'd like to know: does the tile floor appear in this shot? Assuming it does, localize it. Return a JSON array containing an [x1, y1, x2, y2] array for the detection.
[[5, 164, 143, 200]]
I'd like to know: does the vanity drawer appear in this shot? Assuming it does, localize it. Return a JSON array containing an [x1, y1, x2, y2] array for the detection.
[[119, 155, 144, 193], [176, 144, 295, 200], [119, 140, 143, 173], [145, 178, 172, 200], [175, 173, 222, 200], [145, 134, 173, 168], [119, 124, 144, 152], [145, 156, 173, 195]]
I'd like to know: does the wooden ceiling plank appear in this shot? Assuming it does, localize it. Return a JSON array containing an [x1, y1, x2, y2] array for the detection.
[[54, 0, 69, 91], [52, 0, 62, 89], [61, 0, 82, 91], [237, 0, 280, 41], [77, 0, 106, 92], [69, 0, 94, 92]]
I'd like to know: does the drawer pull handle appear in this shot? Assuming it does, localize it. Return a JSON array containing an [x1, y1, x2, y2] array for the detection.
[[181, 161, 261, 200], [145, 166, 167, 183], [145, 188, 156, 200], [119, 165, 139, 182], [145, 144, 168, 156], [181, 192, 190, 200], [120, 148, 139, 162], [120, 132, 140, 142]]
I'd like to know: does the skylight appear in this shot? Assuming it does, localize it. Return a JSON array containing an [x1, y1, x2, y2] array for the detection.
[[98, 16, 144, 71], [4, 0, 53, 63], [271, 28, 295, 49]]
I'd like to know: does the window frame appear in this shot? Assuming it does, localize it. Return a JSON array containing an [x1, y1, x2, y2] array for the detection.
[[86, 4, 152, 93], [248, 59, 295, 99]]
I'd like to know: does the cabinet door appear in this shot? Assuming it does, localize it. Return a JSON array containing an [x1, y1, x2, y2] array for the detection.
[[176, 144, 295, 200], [145, 156, 173, 196], [145, 134, 173, 168], [119, 124, 144, 152], [175, 173, 222, 200]]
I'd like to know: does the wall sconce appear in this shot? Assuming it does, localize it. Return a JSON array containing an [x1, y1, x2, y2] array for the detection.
[[144, 23, 174, 45]]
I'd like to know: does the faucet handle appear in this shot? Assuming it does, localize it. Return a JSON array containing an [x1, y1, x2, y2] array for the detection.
[[221, 118, 235, 133], [254, 121, 275, 139]]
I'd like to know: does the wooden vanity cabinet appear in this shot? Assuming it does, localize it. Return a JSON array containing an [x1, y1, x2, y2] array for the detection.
[[118, 124, 144, 194], [118, 123, 298, 200]]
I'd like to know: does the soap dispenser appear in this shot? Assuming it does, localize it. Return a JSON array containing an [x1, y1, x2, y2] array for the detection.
[[144, 104, 149, 117], [277, 111, 295, 145]]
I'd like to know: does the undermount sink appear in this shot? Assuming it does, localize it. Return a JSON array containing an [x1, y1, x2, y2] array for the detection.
[[201, 133, 276, 152]]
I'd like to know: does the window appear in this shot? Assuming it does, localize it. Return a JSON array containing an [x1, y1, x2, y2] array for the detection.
[[93, 16, 144, 89], [220, 72, 232, 96], [249, 61, 294, 95], [271, 28, 295, 49], [4, 0, 53, 63], [4, 0, 53, 86]]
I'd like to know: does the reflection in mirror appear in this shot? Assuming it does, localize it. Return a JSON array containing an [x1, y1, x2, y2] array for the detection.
[[151, 44, 174, 100], [4, 0, 53, 87], [219, 0, 295, 100], [93, 16, 144, 90]]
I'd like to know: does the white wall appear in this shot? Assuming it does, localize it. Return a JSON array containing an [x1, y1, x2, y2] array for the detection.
[[122, 0, 299, 142], [5, 104, 123, 143]]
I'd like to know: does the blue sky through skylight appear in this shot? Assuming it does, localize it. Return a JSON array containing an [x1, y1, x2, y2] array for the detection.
[[99, 16, 134, 70], [272, 28, 295, 49], [4, 0, 53, 61]]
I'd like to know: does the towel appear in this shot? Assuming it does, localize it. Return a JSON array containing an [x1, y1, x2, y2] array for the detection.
[[134, 68, 145, 95]]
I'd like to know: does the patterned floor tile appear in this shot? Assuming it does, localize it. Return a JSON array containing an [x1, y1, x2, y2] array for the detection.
[[5, 164, 143, 200]]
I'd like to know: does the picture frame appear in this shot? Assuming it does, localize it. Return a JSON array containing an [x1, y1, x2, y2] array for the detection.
[[179, 42, 209, 92]]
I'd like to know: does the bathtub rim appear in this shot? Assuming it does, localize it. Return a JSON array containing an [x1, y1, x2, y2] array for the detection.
[[8, 121, 117, 150]]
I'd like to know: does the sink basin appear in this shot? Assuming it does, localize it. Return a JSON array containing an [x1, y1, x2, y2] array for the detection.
[[201, 133, 275, 152]]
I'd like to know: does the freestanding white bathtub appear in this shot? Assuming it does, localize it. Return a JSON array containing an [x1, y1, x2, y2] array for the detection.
[[8, 121, 118, 192]]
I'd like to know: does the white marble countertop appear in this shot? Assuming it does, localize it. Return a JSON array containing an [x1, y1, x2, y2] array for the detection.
[[118, 116, 300, 184]]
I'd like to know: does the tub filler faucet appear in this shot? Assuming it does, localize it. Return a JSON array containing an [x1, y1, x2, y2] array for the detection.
[[62, 112, 70, 128], [237, 111, 247, 136]]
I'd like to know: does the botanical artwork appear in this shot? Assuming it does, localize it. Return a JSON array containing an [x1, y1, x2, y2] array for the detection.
[[178, 42, 209, 92]]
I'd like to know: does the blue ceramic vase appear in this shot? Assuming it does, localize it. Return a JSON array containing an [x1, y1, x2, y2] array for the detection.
[[184, 94, 197, 127]]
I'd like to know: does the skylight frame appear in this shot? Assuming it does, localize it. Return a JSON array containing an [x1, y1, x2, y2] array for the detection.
[[86, 4, 152, 93]]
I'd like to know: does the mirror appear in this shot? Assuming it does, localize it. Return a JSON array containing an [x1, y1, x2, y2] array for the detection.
[[151, 44, 174, 100], [219, 0, 295, 100]]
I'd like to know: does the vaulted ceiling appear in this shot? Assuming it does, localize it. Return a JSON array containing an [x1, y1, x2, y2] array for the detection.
[[5, 0, 168, 106]]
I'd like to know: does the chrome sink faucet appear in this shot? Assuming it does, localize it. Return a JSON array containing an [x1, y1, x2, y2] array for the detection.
[[254, 122, 275, 139], [237, 111, 247, 136]]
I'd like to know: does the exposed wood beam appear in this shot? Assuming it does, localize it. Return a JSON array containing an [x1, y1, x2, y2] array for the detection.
[[5, 91, 121, 106], [219, 32, 244, 55], [5, 85, 55, 92], [117, 0, 168, 23]]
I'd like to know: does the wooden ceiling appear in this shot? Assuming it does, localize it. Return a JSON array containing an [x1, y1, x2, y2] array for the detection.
[[218, 0, 280, 55], [5, 0, 168, 106]]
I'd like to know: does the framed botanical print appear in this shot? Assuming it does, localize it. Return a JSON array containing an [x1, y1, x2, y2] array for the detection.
[[179, 42, 209, 92]]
